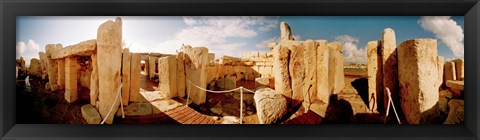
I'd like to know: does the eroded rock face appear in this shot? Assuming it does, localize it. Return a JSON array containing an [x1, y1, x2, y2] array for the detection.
[[316, 40, 330, 104], [328, 42, 344, 95], [46, 44, 63, 90], [29, 58, 42, 77], [97, 17, 123, 124], [90, 53, 99, 106], [254, 88, 287, 124], [446, 80, 464, 96], [381, 28, 399, 111], [280, 22, 295, 41], [272, 44, 292, 104], [158, 56, 178, 98], [288, 43, 305, 107], [255, 77, 274, 90], [56, 59, 65, 89], [397, 39, 439, 124], [183, 47, 209, 105], [81, 104, 101, 124], [303, 40, 318, 110], [443, 99, 464, 124], [176, 52, 186, 98], [367, 41, 383, 112], [453, 59, 464, 81]]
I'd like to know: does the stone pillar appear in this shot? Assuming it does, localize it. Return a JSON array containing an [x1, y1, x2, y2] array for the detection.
[[437, 56, 444, 90], [367, 41, 383, 112], [327, 42, 344, 95], [183, 47, 209, 105], [272, 44, 292, 105], [148, 56, 157, 79], [177, 52, 186, 98], [316, 40, 329, 104], [444, 61, 456, 84], [303, 40, 318, 110], [397, 39, 439, 124], [97, 17, 122, 124], [158, 56, 178, 98], [453, 59, 464, 81], [57, 59, 65, 90], [288, 43, 305, 108], [280, 22, 295, 41], [121, 48, 131, 106], [381, 28, 399, 112], [90, 53, 99, 106], [130, 53, 141, 102], [45, 44, 63, 91], [65, 57, 79, 103]]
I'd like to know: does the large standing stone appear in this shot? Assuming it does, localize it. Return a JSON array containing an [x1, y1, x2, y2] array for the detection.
[[367, 41, 383, 112], [121, 49, 131, 106], [97, 17, 122, 124], [453, 59, 464, 81], [397, 39, 439, 124], [29, 58, 42, 77], [90, 53, 99, 106], [437, 56, 444, 90], [183, 47, 209, 105], [65, 57, 79, 103], [288, 43, 305, 108], [303, 40, 318, 110], [39, 52, 47, 71], [130, 53, 142, 102], [176, 52, 186, 98], [381, 28, 399, 111], [273, 44, 292, 105], [46, 44, 63, 91], [254, 88, 288, 124], [148, 56, 158, 79], [81, 104, 101, 124], [56, 59, 65, 89], [327, 42, 344, 95], [158, 56, 178, 98], [280, 22, 295, 41], [316, 40, 330, 104], [444, 61, 457, 84]]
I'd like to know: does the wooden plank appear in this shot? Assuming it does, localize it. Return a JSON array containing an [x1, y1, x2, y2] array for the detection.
[[177, 111, 198, 123], [192, 115, 207, 124], [168, 107, 194, 119], [184, 113, 202, 124], [200, 116, 212, 124], [165, 106, 187, 115]]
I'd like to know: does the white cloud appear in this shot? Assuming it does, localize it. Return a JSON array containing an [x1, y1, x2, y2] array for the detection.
[[16, 39, 41, 65], [152, 16, 279, 58], [418, 16, 464, 59], [335, 35, 367, 64]]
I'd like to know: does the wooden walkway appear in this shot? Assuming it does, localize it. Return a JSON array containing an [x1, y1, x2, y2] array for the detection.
[[115, 106, 222, 124]]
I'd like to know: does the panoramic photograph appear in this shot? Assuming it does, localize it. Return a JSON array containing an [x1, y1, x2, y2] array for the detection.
[[15, 16, 464, 124]]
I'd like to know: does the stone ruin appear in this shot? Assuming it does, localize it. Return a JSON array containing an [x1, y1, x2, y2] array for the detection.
[[367, 28, 464, 124]]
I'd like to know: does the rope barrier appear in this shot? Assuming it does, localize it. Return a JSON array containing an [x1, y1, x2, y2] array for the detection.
[[100, 83, 124, 124], [384, 88, 401, 124]]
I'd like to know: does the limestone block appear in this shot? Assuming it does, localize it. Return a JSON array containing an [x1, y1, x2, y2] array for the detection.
[[437, 56, 444, 89], [177, 52, 186, 98], [272, 44, 292, 104], [367, 41, 383, 112], [444, 61, 456, 84], [130, 53, 142, 102], [327, 42, 344, 94], [183, 47, 209, 105], [56, 59, 65, 89], [97, 17, 122, 124], [443, 99, 464, 124], [255, 77, 274, 90], [29, 58, 42, 77], [302, 40, 318, 110], [316, 40, 330, 103], [45, 44, 63, 57], [51, 40, 97, 59], [280, 22, 295, 41], [158, 56, 178, 98], [46, 44, 62, 87], [453, 59, 464, 81], [254, 88, 288, 124], [65, 57, 79, 103], [446, 80, 464, 96], [381, 28, 399, 111], [90, 53, 99, 106], [80, 68, 92, 89], [81, 104, 101, 124], [39, 52, 47, 71], [148, 56, 158, 79], [288, 43, 305, 107], [121, 49, 131, 106], [397, 39, 439, 124]]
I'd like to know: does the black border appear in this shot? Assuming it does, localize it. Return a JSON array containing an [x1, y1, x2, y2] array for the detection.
[[1, 0, 479, 140]]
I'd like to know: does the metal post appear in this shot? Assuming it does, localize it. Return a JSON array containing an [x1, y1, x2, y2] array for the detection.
[[240, 87, 243, 124]]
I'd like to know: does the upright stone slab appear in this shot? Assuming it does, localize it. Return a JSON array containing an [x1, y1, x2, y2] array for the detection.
[[158, 56, 178, 98], [57, 59, 65, 89], [39, 52, 47, 71], [176, 52, 186, 98], [303, 40, 318, 110], [437, 56, 444, 89], [45, 44, 63, 90], [65, 57, 79, 103], [453, 59, 464, 81], [367, 41, 383, 112], [316, 40, 330, 104], [381, 28, 399, 111], [272, 44, 292, 105], [183, 47, 209, 105], [29, 58, 42, 77], [122, 48, 131, 106], [444, 61, 456, 84], [90, 53, 99, 106], [148, 56, 158, 79], [327, 42, 344, 95], [288, 43, 305, 107], [280, 22, 295, 41], [397, 39, 439, 124], [130, 53, 142, 102], [97, 17, 122, 124]]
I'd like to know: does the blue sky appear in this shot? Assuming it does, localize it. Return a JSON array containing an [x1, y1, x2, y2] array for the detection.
[[17, 16, 464, 65]]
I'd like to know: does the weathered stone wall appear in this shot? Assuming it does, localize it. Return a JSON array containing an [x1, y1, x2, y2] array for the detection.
[[46, 44, 63, 91], [29, 58, 42, 77], [158, 56, 178, 98], [182, 46, 209, 105]]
